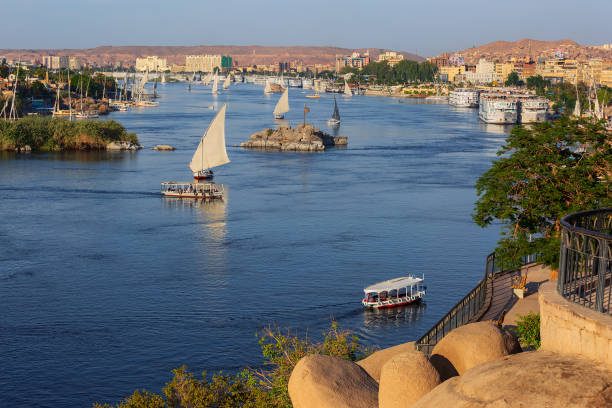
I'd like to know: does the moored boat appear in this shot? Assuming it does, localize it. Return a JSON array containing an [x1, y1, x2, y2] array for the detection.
[[362, 275, 426, 309], [273, 88, 289, 120], [161, 182, 224, 199], [449, 88, 479, 108], [327, 95, 340, 125]]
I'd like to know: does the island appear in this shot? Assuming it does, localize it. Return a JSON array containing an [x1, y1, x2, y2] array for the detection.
[[0, 116, 140, 152], [241, 124, 347, 152]]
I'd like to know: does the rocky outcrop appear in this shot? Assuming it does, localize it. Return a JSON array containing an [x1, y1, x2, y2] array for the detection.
[[413, 351, 612, 408], [429, 322, 521, 380], [288, 354, 378, 408], [14, 145, 32, 153], [241, 124, 347, 152], [379, 351, 440, 408], [153, 145, 176, 151], [357, 342, 416, 382], [106, 141, 142, 151]]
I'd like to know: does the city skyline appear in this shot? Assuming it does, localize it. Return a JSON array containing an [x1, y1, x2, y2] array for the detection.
[[1, 0, 610, 57]]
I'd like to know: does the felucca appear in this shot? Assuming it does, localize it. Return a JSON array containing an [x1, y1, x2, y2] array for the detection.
[[344, 80, 352, 97], [327, 95, 340, 125], [223, 75, 231, 90], [160, 104, 229, 199], [264, 79, 272, 94], [212, 75, 219, 95], [273, 88, 289, 119]]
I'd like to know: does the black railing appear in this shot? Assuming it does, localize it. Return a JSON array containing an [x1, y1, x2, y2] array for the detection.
[[414, 252, 496, 355], [558, 209, 612, 314]]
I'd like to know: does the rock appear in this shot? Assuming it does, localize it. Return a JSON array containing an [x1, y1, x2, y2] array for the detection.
[[430, 322, 521, 380], [357, 342, 416, 382], [288, 354, 378, 408], [14, 145, 32, 153], [412, 351, 612, 408], [379, 351, 440, 408], [153, 145, 176, 151], [241, 124, 346, 152], [106, 141, 142, 151]]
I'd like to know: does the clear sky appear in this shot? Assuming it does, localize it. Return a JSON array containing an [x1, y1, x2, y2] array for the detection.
[[1, 0, 610, 56]]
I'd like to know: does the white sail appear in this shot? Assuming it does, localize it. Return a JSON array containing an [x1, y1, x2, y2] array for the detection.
[[264, 79, 272, 94], [273, 89, 290, 116], [190, 104, 230, 173], [212, 75, 219, 94], [161, 73, 166, 83], [594, 92, 601, 119], [223, 75, 231, 89], [573, 83, 581, 117], [344, 81, 352, 96]]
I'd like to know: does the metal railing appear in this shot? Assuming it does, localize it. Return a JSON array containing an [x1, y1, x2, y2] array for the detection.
[[558, 209, 612, 314]]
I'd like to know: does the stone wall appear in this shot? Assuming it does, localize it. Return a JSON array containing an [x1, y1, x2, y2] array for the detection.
[[539, 281, 612, 367]]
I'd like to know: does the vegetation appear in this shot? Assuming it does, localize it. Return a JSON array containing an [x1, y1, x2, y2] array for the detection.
[[0, 116, 138, 151], [513, 313, 541, 349], [525, 75, 611, 115], [504, 72, 524, 87], [340, 60, 438, 85], [473, 118, 612, 269], [94, 322, 373, 408]]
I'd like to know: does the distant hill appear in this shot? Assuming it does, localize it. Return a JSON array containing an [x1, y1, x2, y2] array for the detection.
[[0, 45, 423, 67], [441, 38, 612, 64]]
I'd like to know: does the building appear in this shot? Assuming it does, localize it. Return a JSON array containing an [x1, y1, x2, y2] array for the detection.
[[475, 58, 495, 75], [185, 55, 232, 73], [42, 55, 69, 70], [69, 57, 82, 70], [378, 51, 404, 67], [439, 65, 466, 82], [463, 71, 496, 84], [600, 61, 612, 87], [335, 52, 371, 72], [135, 56, 168, 72], [495, 62, 515, 83]]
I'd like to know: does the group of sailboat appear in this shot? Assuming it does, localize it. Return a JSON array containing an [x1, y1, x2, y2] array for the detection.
[[271, 88, 340, 124]]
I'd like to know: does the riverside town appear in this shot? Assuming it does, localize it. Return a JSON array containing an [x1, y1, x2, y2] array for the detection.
[[1, 3, 611, 407]]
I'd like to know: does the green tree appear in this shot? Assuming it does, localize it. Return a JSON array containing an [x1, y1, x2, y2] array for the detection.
[[504, 71, 523, 87], [473, 118, 612, 268]]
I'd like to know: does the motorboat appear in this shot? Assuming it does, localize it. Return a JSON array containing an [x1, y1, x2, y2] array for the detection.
[[362, 275, 426, 309]]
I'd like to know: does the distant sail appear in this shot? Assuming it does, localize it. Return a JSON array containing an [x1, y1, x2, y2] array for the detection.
[[223, 75, 231, 89], [344, 81, 352, 96], [212, 75, 219, 94], [273, 89, 290, 116], [264, 79, 272, 94], [331, 96, 340, 121], [190, 104, 230, 173]]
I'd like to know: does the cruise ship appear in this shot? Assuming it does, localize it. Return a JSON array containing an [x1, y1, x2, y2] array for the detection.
[[449, 88, 480, 108], [288, 78, 302, 87], [518, 97, 549, 123], [302, 78, 314, 89], [479, 94, 518, 124]]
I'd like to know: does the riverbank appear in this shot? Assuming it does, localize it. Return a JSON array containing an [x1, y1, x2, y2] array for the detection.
[[0, 116, 138, 152]]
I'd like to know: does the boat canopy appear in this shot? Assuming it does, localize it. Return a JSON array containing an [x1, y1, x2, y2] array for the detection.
[[364, 276, 423, 294]]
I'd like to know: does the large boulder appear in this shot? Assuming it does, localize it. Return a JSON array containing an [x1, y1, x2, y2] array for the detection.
[[153, 144, 176, 151], [357, 342, 416, 382], [288, 354, 378, 408], [379, 351, 440, 408], [413, 351, 612, 408], [430, 322, 521, 380], [106, 141, 141, 151]]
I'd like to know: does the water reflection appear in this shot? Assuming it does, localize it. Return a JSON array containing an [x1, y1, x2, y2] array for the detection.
[[362, 302, 426, 329], [479, 122, 515, 135], [162, 195, 228, 243], [0, 150, 138, 162]]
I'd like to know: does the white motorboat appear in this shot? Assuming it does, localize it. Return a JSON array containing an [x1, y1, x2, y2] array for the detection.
[[362, 275, 426, 309]]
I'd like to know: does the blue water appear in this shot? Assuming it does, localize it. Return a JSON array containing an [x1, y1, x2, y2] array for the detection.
[[0, 83, 509, 407]]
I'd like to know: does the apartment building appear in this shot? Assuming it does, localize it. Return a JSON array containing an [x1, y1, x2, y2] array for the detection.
[[185, 55, 232, 72], [135, 56, 168, 72], [42, 55, 69, 70], [378, 51, 404, 67]]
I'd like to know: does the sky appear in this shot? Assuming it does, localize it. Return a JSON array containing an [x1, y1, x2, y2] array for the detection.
[[1, 0, 610, 56]]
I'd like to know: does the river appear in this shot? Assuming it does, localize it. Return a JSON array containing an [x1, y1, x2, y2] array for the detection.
[[0, 82, 510, 407]]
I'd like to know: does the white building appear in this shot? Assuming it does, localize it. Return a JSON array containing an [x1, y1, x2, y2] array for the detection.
[[135, 56, 168, 72], [476, 58, 495, 75], [42, 56, 69, 70], [185, 55, 222, 73], [69, 57, 82, 70], [463, 71, 496, 84]]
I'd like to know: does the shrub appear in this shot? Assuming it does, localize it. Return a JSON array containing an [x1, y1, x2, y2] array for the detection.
[[514, 313, 541, 349], [94, 322, 373, 408]]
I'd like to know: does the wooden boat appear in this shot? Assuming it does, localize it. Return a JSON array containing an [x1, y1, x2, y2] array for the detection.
[[223, 75, 231, 90], [362, 275, 426, 309], [161, 104, 229, 198], [306, 93, 320, 99], [212, 75, 219, 95], [327, 95, 340, 125], [344, 80, 353, 97], [273, 89, 289, 120]]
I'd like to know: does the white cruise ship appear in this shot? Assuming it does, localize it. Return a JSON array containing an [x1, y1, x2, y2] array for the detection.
[[288, 78, 302, 87], [518, 97, 549, 123], [479, 95, 518, 124], [302, 78, 314, 89], [449, 88, 480, 108]]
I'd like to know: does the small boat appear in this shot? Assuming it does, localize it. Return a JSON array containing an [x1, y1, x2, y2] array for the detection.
[[362, 275, 426, 309], [264, 79, 272, 94], [223, 75, 231, 90], [306, 93, 320, 99], [212, 75, 219, 95], [161, 104, 230, 198], [273, 89, 289, 120], [344, 80, 353, 97], [327, 96, 340, 126], [134, 100, 159, 107]]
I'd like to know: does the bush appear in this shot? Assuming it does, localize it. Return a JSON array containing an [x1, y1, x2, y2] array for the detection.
[[94, 323, 373, 408], [513, 313, 541, 349]]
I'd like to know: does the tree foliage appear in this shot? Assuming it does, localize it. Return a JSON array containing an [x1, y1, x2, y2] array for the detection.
[[473, 118, 612, 268], [94, 322, 373, 408], [341, 60, 438, 85], [504, 72, 523, 87]]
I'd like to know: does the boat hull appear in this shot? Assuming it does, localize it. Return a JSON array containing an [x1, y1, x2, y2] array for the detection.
[[362, 296, 422, 309], [162, 192, 222, 199], [274, 114, 284, 120]]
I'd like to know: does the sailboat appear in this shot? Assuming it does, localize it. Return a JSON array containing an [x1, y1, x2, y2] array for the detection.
[[273, 88, 289, 119], [161, 73, 166, 83], [223, 75, 231, 90], [344, 80, 353, 97], [573, 82, 581, 118], [327, 96, 340, 125], [264, 79, 272, 94], [212, 75, 219, 95]]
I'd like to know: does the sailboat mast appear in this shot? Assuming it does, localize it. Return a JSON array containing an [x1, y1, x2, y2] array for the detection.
[[67, 69, 72, 120]]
